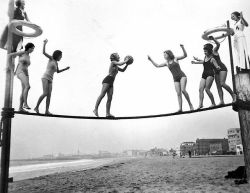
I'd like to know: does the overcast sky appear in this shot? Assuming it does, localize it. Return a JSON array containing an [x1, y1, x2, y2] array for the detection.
[[0, 0, 249, 159]]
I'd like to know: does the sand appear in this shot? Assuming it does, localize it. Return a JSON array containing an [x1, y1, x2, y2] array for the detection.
[[9, 156, 250, 193]]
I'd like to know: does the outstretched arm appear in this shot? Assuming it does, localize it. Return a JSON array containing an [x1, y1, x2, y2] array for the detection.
[[147, 55, 167, 67], [8, 50, 25, 57], [43, 39, 52, 59], [240, 12, 248, 27], [118, 64, 129, 72], [57, 66, 70, 73], [176, 44, 187, 60], [191, 60, 203, 64], [209, 36, 220, 53]]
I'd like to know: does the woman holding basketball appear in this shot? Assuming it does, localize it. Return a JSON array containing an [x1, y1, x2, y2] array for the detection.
[[93, 53, 131, 117], [148, 44, 194, 112]]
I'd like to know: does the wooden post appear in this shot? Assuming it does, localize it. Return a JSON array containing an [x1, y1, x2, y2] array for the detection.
[[235, 72, 250, 181], [0, 1, 15, 192]]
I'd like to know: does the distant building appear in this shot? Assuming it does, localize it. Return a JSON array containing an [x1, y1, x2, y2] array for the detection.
[[195, 138, 229, 155], [123, 150, 147, 157], [227, 128, 242, 152], [180, 142, 195, 156]]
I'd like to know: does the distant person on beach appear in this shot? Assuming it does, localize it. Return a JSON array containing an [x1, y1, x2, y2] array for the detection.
[[93, 53, 130, 117], [148, 44, 194, 113], [34, 39, 70, 115], [188, 150, 192, 158], [0, 0, 30, 52], [191, 43, 221, 109], [231, 11, 249, 70], [8, 42, 35, 112], [193, 36, 236, 105]]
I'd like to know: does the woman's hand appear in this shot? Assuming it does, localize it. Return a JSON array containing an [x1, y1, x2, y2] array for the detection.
[[147, 55, 152, 61], [43, 39, 48, 44], [180, 44, 184, 47]]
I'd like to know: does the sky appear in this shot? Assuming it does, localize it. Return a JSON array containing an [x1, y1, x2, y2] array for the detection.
[[0, 0, 249, 159]]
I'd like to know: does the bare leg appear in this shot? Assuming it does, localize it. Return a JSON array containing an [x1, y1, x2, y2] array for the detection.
[[219, 71, 236, 102], [34, 79, 49, 114], [174, 81, 182, 112], [180, 77, 194, 110], [17, 73, 31, 110], [106, 86, 114, 117], [198, 78, 206, 109], [205, 76, 215, 107], [45, 82, 53, 115], [215, 73, 224, 105], [93, 83, 110, 117], [19, 81, 25, 111]]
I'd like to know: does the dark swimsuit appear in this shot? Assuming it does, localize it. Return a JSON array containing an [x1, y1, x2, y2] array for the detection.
[[202, 57, 215, 79], [168, 60, 186, 82], [102, 75, 115, 87], [213, 54, 227, 74]]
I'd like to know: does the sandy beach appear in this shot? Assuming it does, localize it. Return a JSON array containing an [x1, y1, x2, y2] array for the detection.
[[8, 155, 250, 193]]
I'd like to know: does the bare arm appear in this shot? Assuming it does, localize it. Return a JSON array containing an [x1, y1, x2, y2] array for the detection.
[[8, 50, 25, 57], [240, 12, 248, 27], [209, 36, 220, 53], [43, 39, 52, 59], [24, 11, 30, 22], [191, 60, 203, 64], [176, 44, 187, 60], [57, 66, 70, 73], [118, 64, 129, 72], [147, 55, 167, 68], [211, 58, 221, 70], [193, 56, 204, 62], [112, 58, 129, 66]]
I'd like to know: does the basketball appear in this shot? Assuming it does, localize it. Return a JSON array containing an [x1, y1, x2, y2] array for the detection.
[[125, 55, 134, 65]]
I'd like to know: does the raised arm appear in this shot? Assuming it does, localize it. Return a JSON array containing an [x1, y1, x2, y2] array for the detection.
[[8, 50, 25, 57], [43, 39, 52, 59], [112, 58, 129, 66], [240, 12, 248, 27], [147, 55, 167, 68], [176, 44, 187, 60], [209, 36, 220, 53], [118, 64, 129, 72], [24, 11, 30, 22]]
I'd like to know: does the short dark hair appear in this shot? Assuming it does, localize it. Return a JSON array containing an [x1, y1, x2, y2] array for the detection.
[[15, 0, 22, 7], [232, 11, 240, 19], [164, 50, 175, 60], [25, 43, 35, 51], [52, 50, 62, 61], [203, 43, 213, 54], [110, 53, 119, 61]]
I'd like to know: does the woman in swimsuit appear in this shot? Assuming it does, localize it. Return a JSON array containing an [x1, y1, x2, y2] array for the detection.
[[194, 36, 236, 105], [93, 53, 130, 117], [9, 42, 35, 112], [34, 39, 70, 115], [191, 43, 221, 109], [148, 44, 194, 112]]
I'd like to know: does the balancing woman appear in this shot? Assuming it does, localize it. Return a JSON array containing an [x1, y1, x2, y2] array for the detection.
[[231, 11, 249, 70], [0, 0, 30, 52], [194, 36, 236, 105], [34, 39, 70, 115], [191, 43, 221, 109], [8, 42, 35, 112], [148, 44, 194, 112], [93, 53, 130, 117]]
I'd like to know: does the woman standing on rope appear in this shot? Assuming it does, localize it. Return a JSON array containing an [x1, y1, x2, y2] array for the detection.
[[8, 42, 35, 112], [191, 43, 221, 109], [93, 53, 130, 117], [231, 11, 249, 70], [148, 44, 194, 112], [34, 39, 70, 115], [194, 36, 236, 105], [0, 0, 30, 52]]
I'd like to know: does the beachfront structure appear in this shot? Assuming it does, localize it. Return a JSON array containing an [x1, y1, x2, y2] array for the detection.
[[227, 128, 242, 153], [195, 138, 229, 155], [123, 150, 147, 157], [180, 142, 195, 157]]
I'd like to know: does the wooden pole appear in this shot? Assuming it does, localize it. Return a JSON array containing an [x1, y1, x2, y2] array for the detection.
[[0, 1, 15, 192], [235, 72, 250, 181]]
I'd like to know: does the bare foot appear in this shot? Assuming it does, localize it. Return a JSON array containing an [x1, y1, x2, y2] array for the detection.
[[19, 108, 28, 113], [189, 105, 194, 111], [197, 105, 203, 110], [106, 114, 115, 118], [23, 104, 31, 110], [93, 109, 99, 117], [45, 111, 53, 115], [209, 104, 215, 108], [218, 102, 225, 106], [34, 107, 39, 114], [175, 109, 182, 113]]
